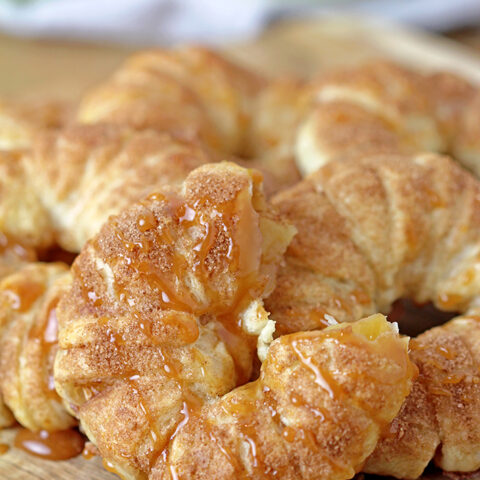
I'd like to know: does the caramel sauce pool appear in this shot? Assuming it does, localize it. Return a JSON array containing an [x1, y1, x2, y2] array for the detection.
[[14, 428, 85, 460]]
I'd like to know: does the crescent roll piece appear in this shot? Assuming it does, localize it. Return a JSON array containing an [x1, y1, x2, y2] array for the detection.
[[297, 61, 480, 178], [364, 312, 480, 478], [26, 124, 213, 252], [0, 150, 53, 249], [266, 153, 480, 477], [0, 262, 74, 432], [55, 162, 295, 479], [267, 153, 480, 334], [151, 314, 416, 480], [78, 47, 265, 156], [0, 98, 70, 151]]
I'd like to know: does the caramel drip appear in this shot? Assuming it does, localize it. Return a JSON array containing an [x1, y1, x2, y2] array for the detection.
[[290, 391, 327, 422], [436, 345, 457, 360], [3, 280, 45, 313], [291, 339, 341, 400], [286, 327, 410, 426], [126, 348, 203, 472], [84, 179, 267, 475], [437, 293, 464, 310], [14, 428, 85, 460], [82, 442, 98, 460], [275, 386, 346, 475], [28, 299, 61, 399], [221, 388, 273, 479], [103, 459, 127, 479], [442, 373, 465, 385], [104, 186, 263, 326], [0, 232, 36, 262]]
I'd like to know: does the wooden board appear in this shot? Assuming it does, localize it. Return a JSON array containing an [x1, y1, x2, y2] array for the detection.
[[2, 15, 480, 101], [1, 15, 480, 479], [0, 427, 116, 479]]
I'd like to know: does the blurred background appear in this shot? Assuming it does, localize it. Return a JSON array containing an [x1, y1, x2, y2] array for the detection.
[[1, 0, 480, 99], [2, 0, 480, 44]]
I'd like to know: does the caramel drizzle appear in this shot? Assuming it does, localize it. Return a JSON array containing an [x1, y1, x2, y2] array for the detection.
[[28, 298, 61, 399], [287, 328, 400, 425], [3, 279, 45, 313], [0, 232, 36, 262], [83, 182, 266, 476], [105, 189, 263, 320], [14, 428, 85, 460]]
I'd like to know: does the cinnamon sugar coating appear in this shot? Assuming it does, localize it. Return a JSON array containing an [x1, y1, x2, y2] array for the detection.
[[55, 163, 295, 478], [0, 262, 73, 431]]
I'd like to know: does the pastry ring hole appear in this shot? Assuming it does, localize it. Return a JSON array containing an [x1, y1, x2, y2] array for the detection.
[[388, 299, 459, 337]]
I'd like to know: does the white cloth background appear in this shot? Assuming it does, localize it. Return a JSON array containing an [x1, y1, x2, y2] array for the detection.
[[0, 0, 480, 45]]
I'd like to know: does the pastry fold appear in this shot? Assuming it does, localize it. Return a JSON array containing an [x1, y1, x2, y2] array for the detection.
[[55, 162, 295, 478], [297, 61, 480, 177], [0, 262, 74, 431]]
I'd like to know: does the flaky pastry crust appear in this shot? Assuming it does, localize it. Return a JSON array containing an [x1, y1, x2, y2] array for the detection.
[[0, 262, 74, 432], [55, 163, 295, 478], [267, 153, 480, 477], [297, 61, 480, 178], [26, 124, 212, 252], [0, 98, 70, 151]]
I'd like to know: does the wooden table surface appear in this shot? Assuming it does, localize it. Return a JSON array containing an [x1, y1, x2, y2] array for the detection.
[[2, 16, 480, 101], [1, 15, 480, 480]]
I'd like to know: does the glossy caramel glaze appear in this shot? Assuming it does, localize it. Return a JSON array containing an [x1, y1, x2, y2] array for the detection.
[[150, 315, 415, 480], [55, 163, 295, 479], [14, 428, 85, 460], [0, 263, 75, 432]]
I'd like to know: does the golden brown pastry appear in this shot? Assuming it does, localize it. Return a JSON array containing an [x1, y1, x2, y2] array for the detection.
[[0, 262, 74, 432], [0, 98, 70, 151], [297, 61, 480, 177], [150, 314, 415, 480], [26, 124, 212, 252], [267, 153, 480, 334], [0, 150, 53, 249], [54, 162, 415, 479], [265, 153, 480, 477], [55, 162, 295, 478], [76, 48, 304, 193], [364, 312, 480, 478], [77, 47, 264, 156]]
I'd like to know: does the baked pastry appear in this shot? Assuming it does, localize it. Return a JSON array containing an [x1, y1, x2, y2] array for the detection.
[[150, 314, 415, 480], [0, 262, 74, 431], [0, 98, 70, 151], [364, 312, 480, 478], [54, 162, 295, 478], [297, 61, 480, 177], [54, 162, 415, 479], [25, 124, 212, 252], [76, 47, 301, 192], [267, 153, 480, 333], [77, 47, 264, 156], [0, 150, 53, 249], [266, 152, 480, 477], [2, 46, 480, 478]]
